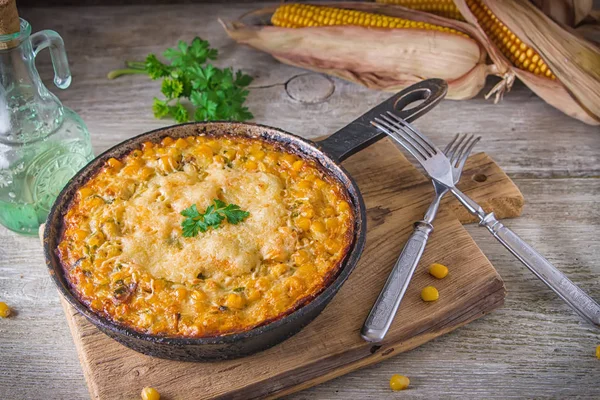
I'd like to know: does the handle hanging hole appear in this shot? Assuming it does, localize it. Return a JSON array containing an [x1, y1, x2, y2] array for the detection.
[[473, 174, 487, 183]]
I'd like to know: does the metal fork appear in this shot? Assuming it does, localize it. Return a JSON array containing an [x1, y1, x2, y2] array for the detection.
[[371, 111, 600, 328], [361, 133, 479, 343]]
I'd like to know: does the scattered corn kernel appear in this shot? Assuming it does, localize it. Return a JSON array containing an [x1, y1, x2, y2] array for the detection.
[[596, 345, 600, 359], [0, 302, 11, 318], [421, 285, 439, 302], [141, 386, 160, 400], [389, 374, 410, 391], [428, 263, 449, 279]]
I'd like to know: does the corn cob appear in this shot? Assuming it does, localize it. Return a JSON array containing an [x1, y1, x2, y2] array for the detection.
[[271, 4, 467, 37], [375, 0, 464, 21], [466, 0, 555, 79]]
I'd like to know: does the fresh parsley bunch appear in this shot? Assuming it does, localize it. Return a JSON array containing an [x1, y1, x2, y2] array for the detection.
[[181, 199, 250, 238], [108, 37, 253, 123]]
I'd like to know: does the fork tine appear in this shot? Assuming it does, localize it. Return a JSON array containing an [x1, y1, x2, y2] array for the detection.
[[370, 119, 427, 161], [452, 134, 474, 167], [455, 135, 480, 172], [448, 134, 469, 166], [378, 114, 434, 157], [446, 133, 467, 163], [386, 111, 439, 155], [443, 133, 460, 154]]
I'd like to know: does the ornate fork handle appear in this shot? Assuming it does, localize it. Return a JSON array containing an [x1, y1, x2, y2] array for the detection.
[[362, 220, 434, 342], [451, 187, 600, 327]]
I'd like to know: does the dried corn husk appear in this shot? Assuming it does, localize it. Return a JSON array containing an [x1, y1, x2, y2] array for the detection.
[[454, 0, 600, 125], [531, 0, 593, 27], [221, 2, 498, 100]]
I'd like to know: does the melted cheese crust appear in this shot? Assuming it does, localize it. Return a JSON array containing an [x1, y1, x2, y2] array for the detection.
[[57, 135, 354, 337]]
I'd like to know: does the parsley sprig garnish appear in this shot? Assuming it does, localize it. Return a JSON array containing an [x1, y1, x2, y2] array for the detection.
[[181, 199, 250, 237], [107, 37, 253, 123]]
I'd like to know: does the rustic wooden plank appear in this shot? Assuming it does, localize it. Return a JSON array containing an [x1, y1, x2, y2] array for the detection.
[[0, 2, 598, 400]]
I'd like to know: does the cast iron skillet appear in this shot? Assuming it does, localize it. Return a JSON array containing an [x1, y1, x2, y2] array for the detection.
[[43, 79, 447, 361]]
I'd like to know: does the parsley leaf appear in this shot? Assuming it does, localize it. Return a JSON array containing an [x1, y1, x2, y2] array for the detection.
[[107, 37, 253, 123], [180, 199, 250, 238], [152, 98, 169, 119]]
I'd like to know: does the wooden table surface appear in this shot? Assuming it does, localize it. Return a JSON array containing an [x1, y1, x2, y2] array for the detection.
[[1, 3, 599, 399]]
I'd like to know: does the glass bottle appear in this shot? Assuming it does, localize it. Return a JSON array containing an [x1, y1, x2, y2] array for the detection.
[[0, 18, 93, 235]]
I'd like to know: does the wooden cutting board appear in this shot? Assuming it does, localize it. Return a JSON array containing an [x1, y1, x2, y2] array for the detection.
[[56, 138, 524, 399]]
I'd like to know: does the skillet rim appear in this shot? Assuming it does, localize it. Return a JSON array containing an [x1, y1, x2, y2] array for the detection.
[[43, 121, 367, 346]]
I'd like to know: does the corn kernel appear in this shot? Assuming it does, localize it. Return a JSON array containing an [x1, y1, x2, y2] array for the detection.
[[421, 286, 439, 302], [139, 167, 154, 180], [73, 229, 88, 241], [596, 345, 600, 359], [141, 141, 154, 151], [78, 187, 93, 199], [324, 238, 340, 253], [292, 160, 304, 171], [141, 386, 160, 400], [314, 178, 327, 189], [311, 221, 326, 234], [159, 155, 179, 172], [193, 144, 213, 159], [338, 200, 350, 213], [297, 180, 312, 190], [272, 263, 289, 278], [246, 288, 262, 302], [107, 157, 123, 169], [122, 164, 140, 176], [88, 231, 105, 247], [161, 137, 174, 147], [225, 293, 246, 310], [293, 250, 310, 266], [245, 160, 258, 170], [0, 302, 11, 318], [175, 287, 188, 301], [295, 217, 311, 231], [174, 138, 188, 149], [323, 206, 336, 217], [428, 263, 449, 279], [206, 140, 221, 152], [389, 374, 409, 391], [251, 150, 266, 161], [281, 153, 297, 167]]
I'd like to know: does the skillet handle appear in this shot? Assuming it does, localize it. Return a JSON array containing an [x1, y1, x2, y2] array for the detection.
[[318, 79, 448, 162]]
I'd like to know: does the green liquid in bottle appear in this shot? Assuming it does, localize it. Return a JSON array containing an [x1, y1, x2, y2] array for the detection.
[[0, 110, 93, 235]]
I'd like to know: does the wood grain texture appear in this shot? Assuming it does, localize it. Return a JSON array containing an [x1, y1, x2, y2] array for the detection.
[[1, 2, 599, 400], [57, 142, 517, 400]]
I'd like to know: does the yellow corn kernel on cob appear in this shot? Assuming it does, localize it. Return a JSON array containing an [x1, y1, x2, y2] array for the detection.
[[271, 3, 467, 37], [466, 0, 555, 79], [375, 0, 464, 21]]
